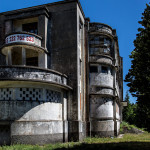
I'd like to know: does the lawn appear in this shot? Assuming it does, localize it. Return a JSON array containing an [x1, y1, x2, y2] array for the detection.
[[0, 133, 150, 150]]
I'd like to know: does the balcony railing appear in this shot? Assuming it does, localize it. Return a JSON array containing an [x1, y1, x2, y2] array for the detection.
[[0, 66, 68, 86], [89, 23, 113, 35], [5, 32, 42, 47]]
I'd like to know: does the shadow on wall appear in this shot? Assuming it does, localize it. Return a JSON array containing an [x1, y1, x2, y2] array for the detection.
[[55, 142, 150, 150], [0, 101, 62, 121], [0, 100, 63, 145]]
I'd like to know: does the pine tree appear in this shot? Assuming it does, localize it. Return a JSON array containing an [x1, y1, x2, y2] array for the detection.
[[122, 91, 137, 125], [122, 91, 130, 121], [125, 4, 150, 131]]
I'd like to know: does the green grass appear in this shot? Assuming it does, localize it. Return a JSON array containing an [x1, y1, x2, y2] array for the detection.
[[0, 133, 150, 150]]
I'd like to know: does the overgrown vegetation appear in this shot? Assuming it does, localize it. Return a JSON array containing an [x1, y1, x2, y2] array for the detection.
[[120, 121, 146, 134], [0, 133, 150, 150]]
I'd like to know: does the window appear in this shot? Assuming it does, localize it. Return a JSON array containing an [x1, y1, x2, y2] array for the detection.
[[22, 22, 38, 34], [104, 37, 111, 46], [104, 47, 110, 53], [26, 49, 38, 67], [12, 47, 22, 65], [26, 57, 38, 66], [90, 66, 98, 73], [101, 66, 108, 74]]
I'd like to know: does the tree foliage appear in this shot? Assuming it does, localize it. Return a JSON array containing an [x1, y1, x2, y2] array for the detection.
[[122, 91, 137, 125], [125, 4, 150, 131]]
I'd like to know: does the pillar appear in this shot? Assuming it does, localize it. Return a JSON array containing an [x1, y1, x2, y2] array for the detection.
[[7, 48, 12, 65], [38, 15, 48, 48], [62, 92, 68, 142], [5, 20, 13, 35], [22, 47, 26, 66], [38, 52, 47, 68]]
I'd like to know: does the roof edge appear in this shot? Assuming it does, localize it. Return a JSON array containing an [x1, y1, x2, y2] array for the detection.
[[0, 0, 85, 18]]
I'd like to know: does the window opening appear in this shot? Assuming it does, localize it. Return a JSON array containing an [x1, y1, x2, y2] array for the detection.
[[101, 66, 108, 74], [22, 22, 38, 34], [26, 49, 38, 67], [90, 66, 98, 73], [26, 57, 38, 66]]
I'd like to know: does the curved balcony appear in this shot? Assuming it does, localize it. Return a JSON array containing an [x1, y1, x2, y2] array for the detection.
[[0, 66, 70, 89], [89, 55, 114, 66], [90, 73, 113, 89], [89, 41, 111, 47], [1, 32, 47, 55], [90, 86, 114, 96], [89, 23, 113, 35]]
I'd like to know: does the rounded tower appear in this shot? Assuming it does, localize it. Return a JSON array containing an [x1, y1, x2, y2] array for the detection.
[[88, 23, 123, 137]]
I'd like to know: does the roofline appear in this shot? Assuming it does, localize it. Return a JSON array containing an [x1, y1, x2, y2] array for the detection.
[[0, 0, 85, 18]]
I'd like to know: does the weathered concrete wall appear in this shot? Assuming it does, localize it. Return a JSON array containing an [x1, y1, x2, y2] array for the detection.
[[11, 121, 66, 144], [47, 3, 79, 128], [0, 101, 62, 121], [89, 55, 113, 65], [91, 120, 114, 137], [90, 86, 113, 95], [0, 81, 68, 144], [46, 2, 86, 141], [48, 3, 78, 79], [0, 66, 67, 86], [90, 73, 113, 88], [90, 95, 114, 137], [90, 96, 113, 119]]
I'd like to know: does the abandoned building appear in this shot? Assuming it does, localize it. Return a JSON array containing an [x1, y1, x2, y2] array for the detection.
[[0, 0, 123, 145]]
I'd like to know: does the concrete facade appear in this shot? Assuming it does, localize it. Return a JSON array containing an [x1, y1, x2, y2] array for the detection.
[[0, 0, 123, 145]]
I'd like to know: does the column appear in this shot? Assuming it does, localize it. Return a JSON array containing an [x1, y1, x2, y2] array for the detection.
[[113, 98, 117, 136], [38, 15, 48, 48], [62, 92, 68, 142], [7, 48, 12, 65], [5, 20, 13, 35], [22, 47, 26, 66], [38, 52, 47, 68]]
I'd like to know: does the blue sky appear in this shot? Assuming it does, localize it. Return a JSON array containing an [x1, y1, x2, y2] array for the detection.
[[0, 0, 148, 103]]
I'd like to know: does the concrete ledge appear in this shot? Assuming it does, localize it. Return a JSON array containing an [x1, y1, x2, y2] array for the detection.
[[11, 134, 63, 145]]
